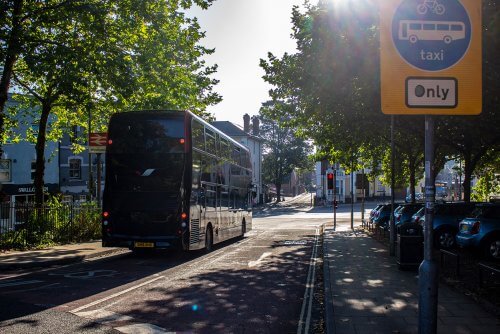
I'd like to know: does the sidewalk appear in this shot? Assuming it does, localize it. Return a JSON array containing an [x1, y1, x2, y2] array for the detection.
[[0, 241, 128, 270], [323, 223, 500, 334]]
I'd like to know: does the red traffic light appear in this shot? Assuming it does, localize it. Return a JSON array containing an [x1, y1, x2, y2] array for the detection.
[[327, 173, 333, 179]]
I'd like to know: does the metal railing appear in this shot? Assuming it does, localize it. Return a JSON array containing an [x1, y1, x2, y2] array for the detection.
[[0, 202, 101, 250]]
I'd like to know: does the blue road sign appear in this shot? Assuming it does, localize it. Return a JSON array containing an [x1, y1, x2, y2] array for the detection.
[[392, 0, 471, 71]]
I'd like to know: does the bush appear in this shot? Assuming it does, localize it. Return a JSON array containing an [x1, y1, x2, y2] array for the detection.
[[0, 198, 101, 250]]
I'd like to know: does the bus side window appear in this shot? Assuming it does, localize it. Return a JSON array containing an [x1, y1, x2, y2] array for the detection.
[[192, 120, 205, 151], [232, 146, 241, 165], [205, 129, 216, 155]]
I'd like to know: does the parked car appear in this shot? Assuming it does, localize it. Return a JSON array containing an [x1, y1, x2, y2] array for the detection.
[[417, 203, 475, 248], [371, 204, 392, 229], [368, 204, 384, 222], [394, 203, 424, 227], [405, 192, 423, 203], [411, 207, 425, 224], [372, 202, 404, 230], [456, 203, 500, 259], [423, 202, 478, 249]]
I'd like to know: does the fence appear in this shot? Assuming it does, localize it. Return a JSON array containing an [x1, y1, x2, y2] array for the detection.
[[0, 202, 101, 250]]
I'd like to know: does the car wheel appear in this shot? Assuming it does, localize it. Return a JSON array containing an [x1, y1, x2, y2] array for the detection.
[[484, 237, 500, 260], [205, 225, 213, 253], [435, 230, 456, 249]]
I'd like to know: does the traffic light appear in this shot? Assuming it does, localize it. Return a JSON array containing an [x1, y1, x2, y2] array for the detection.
[[327, 173, 334, 190]]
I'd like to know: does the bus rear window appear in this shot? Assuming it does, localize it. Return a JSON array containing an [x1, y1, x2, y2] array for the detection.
[[108, 116, 185, 154]]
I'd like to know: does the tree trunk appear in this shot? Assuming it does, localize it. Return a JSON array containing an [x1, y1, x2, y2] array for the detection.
[[34, 101, 51, 207], [409, 158, 416, 203], [276, 183, 282, 203], [0, 0, 24, 155]]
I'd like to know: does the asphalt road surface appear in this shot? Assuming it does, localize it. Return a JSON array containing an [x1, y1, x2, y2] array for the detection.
[[0, 195, 373, 333]]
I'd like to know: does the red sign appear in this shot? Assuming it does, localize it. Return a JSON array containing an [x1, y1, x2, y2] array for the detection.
[[89, 132, 107, 153], [89, 133, 107, 146]]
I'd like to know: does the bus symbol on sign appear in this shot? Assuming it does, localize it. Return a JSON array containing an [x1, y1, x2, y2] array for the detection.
[[392, 0, 471, 71], [398, 20, 465, 44]]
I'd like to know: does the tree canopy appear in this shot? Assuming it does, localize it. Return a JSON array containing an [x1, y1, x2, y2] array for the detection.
[[260, 0, 499, 201], [1, 0, 221, 204]]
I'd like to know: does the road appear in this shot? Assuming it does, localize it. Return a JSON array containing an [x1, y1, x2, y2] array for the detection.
[[0, 195, 375, 333]]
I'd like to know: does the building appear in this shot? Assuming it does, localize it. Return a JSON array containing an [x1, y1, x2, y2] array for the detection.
[[58, 126, 104, 202], [315, 160, 393, 204], [212, 114, 264, 205], [0, 95, 59, 203]]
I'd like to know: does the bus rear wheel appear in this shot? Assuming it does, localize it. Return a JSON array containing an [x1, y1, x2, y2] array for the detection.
[[205, 226, 213, 253]]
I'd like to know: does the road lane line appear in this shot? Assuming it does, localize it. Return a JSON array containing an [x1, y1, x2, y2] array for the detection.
[[248, 252, 273, 268], [70, 275, 164, 313], [73, 233, 264, 314], [297, 227, 320, 334]]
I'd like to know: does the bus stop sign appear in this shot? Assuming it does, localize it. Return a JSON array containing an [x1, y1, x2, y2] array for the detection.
[[381, 0, 481, 115]]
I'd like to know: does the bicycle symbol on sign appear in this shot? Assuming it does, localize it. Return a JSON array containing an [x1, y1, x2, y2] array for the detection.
[[417, 0, 445, 15]]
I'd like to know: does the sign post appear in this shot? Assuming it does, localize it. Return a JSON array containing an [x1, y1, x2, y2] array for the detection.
[[380, 1, 481, 333]]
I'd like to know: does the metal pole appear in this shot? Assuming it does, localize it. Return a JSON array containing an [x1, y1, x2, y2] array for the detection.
[[459, 159, 462, 200], [351, 159, 354, 230], [361, 168, 365, 222], [87, 104, 92, 201], [333, 166, 337, 230], [96, 153, 102, 207], [419, 116, 438, 334], [390, 115, 396, 256]]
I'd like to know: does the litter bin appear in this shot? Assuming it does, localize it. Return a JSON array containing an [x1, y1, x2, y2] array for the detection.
[[396, 222, 423, 270]]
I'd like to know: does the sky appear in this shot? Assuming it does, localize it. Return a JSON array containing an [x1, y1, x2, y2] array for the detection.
[[188, 0, 307, 127]]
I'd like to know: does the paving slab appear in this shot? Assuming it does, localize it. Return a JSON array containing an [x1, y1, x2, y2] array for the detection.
[[323, 226, 500, 334]]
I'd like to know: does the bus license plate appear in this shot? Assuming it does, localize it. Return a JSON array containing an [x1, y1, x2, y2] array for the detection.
[[135, 242, 154, 248]]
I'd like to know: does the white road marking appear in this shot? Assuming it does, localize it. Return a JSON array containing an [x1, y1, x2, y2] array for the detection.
[[70, 275, 164, 313], [297, 226, 320, 334], [75, 309, 172, 333], [49, 269, 118, 279], [74, 309, 134, 322], [116, 323, 173, 334], [248, 252, 273, 268]]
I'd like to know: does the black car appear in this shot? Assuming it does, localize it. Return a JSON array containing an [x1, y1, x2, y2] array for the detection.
[[419, 202, 477, 249]]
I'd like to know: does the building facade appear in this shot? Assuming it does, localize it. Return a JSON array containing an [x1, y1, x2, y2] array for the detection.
[[212, 114, 264, 205]]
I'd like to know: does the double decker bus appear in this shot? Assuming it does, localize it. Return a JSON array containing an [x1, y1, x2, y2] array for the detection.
[[102, 110, 252, 252]]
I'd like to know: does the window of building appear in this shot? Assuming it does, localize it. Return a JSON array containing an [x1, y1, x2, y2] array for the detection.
[[69, 158, 82, 179], [71, 125, 79, 144], [0, 159, 11, 182], [31, 161, 36, 181]]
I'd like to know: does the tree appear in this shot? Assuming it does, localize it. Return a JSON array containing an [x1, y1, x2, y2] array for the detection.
[[5, 0, 220, 205], [260, 101, 312, 202], [261, 1, 499, 203], [471, 150, 500, 202]]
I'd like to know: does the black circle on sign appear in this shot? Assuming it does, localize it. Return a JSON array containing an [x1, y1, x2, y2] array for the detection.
[[415, 85, 425, 97]]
